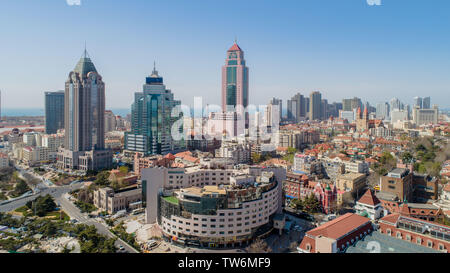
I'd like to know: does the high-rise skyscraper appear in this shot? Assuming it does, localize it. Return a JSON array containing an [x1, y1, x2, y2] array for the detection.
[[309, 91, 322, 120], [422, 97, 431, 109], [45, 91, 65, 134], [321, 99, 328, 119], [57, 50, 112, 171], [267, 97, 282, 125], [376, 102, 390, 120], [287, 93, 305, 122], [222, 42, 249, 118], [414, 96, 423, 109], [125, 65, 184, 156], [390, 97, 402, 111], [342, 97, 362, 112]]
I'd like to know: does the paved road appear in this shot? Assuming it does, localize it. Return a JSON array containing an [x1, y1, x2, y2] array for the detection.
[[58, 193, 139, 253], [1, 166, 139, 253], [0, 183, 84, 213]]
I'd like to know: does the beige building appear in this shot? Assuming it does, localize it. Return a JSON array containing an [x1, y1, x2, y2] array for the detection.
[[22, 146, 52, 166], [335, 173, 367, 205], [93, 186, 142, 214], [412, 105, 439, 126]]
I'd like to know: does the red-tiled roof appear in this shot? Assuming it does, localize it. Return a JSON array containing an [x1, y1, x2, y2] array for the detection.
[[306, 213, 370, 240], [358, 189, 381, 206], [379, 213, 400, 225]]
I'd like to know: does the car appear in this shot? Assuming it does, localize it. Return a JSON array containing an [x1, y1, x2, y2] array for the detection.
[[118, 245, 125, 251], [147, 240, 158, 248]]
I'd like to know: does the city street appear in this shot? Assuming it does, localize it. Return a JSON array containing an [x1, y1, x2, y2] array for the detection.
[[0, 176, 139, 253], [57, 192, 139, 253]]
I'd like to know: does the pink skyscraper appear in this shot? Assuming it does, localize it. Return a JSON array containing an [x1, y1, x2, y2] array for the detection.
[[221, 42, 249, 114]]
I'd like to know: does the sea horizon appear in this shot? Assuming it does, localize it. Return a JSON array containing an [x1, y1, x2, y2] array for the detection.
[[1, 108, 131, 118]]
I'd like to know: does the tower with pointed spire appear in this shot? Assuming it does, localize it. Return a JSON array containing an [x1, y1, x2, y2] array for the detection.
[[124, 64, 184, 156], [356, 106, 370, 132], [221, 41, 249, 126], [57, 49, 112, 171]]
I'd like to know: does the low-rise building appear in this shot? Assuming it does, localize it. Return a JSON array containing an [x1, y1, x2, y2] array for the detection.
[[378, 213, 449, 253], [93, 185, 142, 214], [355, 189, 383, 220], [298, 213, 374, 253]]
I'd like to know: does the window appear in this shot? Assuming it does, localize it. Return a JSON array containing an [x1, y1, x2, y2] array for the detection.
[[396, 232, 402, 239], [416, 238, 422, 245], [427, 241, 433, 248]]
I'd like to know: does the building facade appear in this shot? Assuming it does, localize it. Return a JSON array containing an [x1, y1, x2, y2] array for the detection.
[[221, 42, 249, 115], [125, 66, 184, 156], [45, 91, 65, 134], [57, 50, 112, 171]]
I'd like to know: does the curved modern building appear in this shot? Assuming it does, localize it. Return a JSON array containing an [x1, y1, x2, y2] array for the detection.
[[142, 164, 285, 248]]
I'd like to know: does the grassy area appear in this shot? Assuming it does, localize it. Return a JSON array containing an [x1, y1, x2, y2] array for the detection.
[[45, 211, 70, 221], [163, 196, 179, 205], [14, 206, 70, 221], [14, 206, 30, 215]]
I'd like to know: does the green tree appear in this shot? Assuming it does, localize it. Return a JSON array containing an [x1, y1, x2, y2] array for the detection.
[[303, 194, 320, 214], [251, 153, 262, 164], [119, 166, 129, 175], [13, 179, 30, 196], [290, 198, 303, 211], [402, 152, 414, 163], [94, 171, 110, 186]]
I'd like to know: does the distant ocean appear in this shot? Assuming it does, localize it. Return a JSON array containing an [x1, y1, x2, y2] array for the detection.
[[2, 108, 131, 117]]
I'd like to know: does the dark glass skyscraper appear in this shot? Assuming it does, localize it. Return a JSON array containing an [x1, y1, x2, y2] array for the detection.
[[125, 65, 184, 156], [45, 91, 65, 134]]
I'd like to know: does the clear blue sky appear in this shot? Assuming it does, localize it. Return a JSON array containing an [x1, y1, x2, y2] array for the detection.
[[0, 0, 449, 110]]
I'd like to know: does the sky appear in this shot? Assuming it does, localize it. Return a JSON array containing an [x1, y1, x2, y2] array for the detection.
[[0, 0, 449, 111]]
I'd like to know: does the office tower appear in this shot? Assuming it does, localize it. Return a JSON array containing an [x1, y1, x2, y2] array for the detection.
[[305, 97, 310, 114], [287, 93, 305, 122], [45, 91, 65, 134], [412, 105, 439, 125], [342, 97, 362, 112], [309, 91, 322, 120], [390, 97, 403, 111], [104, 110, 117, 133], [422, 97, 431, 109], [390, 109, 409, 124], [221, 42, 249, 114], [287, 99, 297, 121], [57, 50, 112, 171], [269, 97, 282, 119], [267, 97, 282, 126], [414, 97, 423, 109], [328, 102, 341, 118], [376, 102, 390, 120], [321, 99, 328, 119], [125, 65, 184, 156]]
